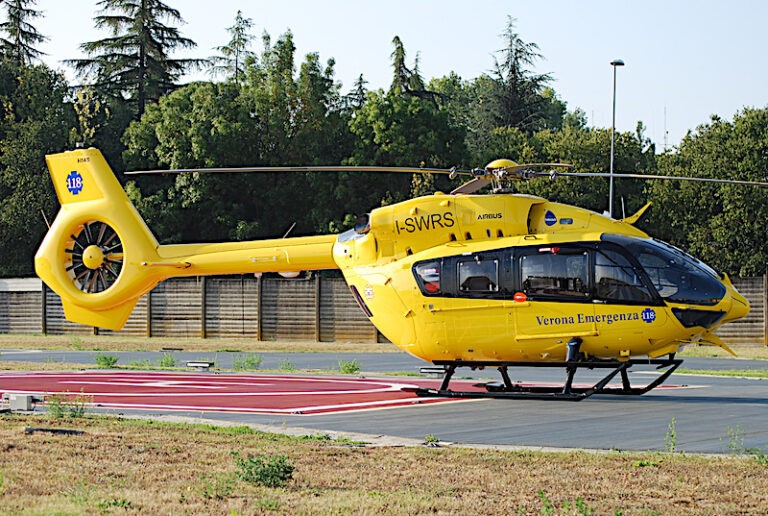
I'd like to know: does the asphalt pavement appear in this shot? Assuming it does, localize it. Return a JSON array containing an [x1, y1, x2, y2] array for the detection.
[[2, 348, 767, 453]]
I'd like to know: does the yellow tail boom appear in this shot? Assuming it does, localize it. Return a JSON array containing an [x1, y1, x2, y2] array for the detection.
[[35, 148, 338, 330]]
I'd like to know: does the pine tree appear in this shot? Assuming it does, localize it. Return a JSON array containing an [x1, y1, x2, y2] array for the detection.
[[207, 10, 255, 84], [0, 0, 46, 65], [68, 0, 203, 117]]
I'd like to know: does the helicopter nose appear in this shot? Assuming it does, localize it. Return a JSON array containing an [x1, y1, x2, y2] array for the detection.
[[723, 285, 750, 323]]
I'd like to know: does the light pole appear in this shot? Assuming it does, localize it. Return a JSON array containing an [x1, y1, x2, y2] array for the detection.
[[609, 59, 624, 218]]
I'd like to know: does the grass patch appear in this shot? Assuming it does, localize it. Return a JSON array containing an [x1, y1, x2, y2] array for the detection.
[[94, 353, 119, 368], [0, 334, 396, 354], [676, 369, 768, 379], [234, 453, 294, 487], [46, 391, 92, 419], [278, 359, 296, 372], [679, 345, 768, 360], [1, 415, 767, 513], [233, 353, 263, 371], [157, 353, 177, 368], [338, 359, 361, 374]]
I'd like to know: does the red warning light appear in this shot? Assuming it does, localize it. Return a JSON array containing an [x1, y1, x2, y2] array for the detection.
[[513, 292, 528, 303]]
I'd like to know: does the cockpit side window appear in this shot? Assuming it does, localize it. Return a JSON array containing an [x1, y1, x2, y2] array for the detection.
[[594, 249, 653, 303], [634, 243, 726, 305], [602, 235, 726, 306]]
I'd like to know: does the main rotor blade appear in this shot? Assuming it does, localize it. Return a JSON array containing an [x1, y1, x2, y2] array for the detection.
[[451, 178, 491, 195], [547, 171, 768, 188], [126, 165, 475, 177]]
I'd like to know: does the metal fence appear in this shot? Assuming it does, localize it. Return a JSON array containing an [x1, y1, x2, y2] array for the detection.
[[1, 275, 766, 345]]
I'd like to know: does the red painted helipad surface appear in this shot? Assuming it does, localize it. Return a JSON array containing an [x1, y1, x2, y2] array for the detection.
[[0, 371, 483, 415]]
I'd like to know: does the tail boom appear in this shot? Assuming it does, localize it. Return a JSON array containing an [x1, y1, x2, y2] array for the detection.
[[35, 148, 338, 330]]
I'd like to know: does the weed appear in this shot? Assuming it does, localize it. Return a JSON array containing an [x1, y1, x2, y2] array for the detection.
[[724, 423, 746, 453], [69, 336, 83, 350], [278, 359, 296, 372], [253, 498, 281, 511], [565, 497, 593, 515], [749, 447, 768, 465], [633, 460, 660, 468], [300, 433, 332, 442], [233, 353, 262, 371], [665, 417, 677, 453], [538, 490, 555, 516], [157, 354, 176, 368], [127, 359, 151, 368], [233, 452, 294, 487], [424, 434, 440, 447], [538, 491, 595, 515], [298, 433, 368, 445], [46, 391, 92, 418], [97, 498, 132, 511], [338, 359, 361, 374], [94, 353, 119, 368], [198, 472, 235, 500], [64, 482, 94, 504]]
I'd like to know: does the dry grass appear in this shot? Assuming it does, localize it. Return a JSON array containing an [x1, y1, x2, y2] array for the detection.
[[679, 344, 768, 360], [3, 335, 767, 360], [0, 334, 395, 353], [0, 415, 767, 515], [0, 360, 93, 372]]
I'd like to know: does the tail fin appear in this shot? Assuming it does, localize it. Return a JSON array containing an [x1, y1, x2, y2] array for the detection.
[[36, 148, 339, 330], [35, 149, 164, 329]]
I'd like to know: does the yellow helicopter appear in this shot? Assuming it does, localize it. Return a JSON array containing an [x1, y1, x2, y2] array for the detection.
[[35, 148, 764, 400]]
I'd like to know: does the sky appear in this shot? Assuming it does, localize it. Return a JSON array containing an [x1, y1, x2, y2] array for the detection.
[[34, 0, 768, 151]]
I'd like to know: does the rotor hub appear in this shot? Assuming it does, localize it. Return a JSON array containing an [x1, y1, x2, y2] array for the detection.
[[82, 244, 105, 270]]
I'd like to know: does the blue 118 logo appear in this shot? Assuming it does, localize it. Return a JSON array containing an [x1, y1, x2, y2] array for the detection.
[[66, 171, 84, 195]]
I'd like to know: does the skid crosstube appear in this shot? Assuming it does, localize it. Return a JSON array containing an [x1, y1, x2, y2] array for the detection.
[[413, 357, 683, 401]]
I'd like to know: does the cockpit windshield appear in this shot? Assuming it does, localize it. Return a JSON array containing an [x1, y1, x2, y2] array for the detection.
[[609, 236, 725, 306]]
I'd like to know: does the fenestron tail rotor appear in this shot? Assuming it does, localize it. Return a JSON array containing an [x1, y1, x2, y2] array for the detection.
[[65, 221, 124, 294]]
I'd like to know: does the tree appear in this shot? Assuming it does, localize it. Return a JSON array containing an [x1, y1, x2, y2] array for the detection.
[[207, 10, 255, 84], [644, 108, 768, 276], [68, 0, 202, 117], [0, 62, 75, 277], [0, 0, 46, 65], [388, 36, 440, 105], [463, 17, 562, 160], [123, 31, 356, 241], [491, 16, 553, 131], [344, 73, 368, 111]]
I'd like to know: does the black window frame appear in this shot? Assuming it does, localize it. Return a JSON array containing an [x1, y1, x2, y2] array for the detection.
[[516, 244, 592, 302], [412, 239, 666, 306]]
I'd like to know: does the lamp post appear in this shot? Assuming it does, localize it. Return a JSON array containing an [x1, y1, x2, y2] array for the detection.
[[609, 59, 624, 218]]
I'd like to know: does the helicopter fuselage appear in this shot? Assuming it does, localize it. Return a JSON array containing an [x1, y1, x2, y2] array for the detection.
[[333, 192, 749, 363]]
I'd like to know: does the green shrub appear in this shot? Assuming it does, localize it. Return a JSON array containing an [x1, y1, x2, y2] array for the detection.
[[234, 453, 294, 487], [338, 359, 361, 374], [233, 353, 263, 371], [46, 391, 91, 418], [198, 472, 235, 500], [94, 353, 118, 368], [158, 354, 176, 368]]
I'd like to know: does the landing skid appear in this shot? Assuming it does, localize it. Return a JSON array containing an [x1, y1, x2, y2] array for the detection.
[[413, 357, 683, 401]]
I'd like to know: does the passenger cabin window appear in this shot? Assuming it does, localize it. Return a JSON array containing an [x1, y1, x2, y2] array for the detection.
[[520, 249, 589, 299], [413, 261, 441, 295], [458, 258, 499, 293], [594, 249, 653, 303]]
